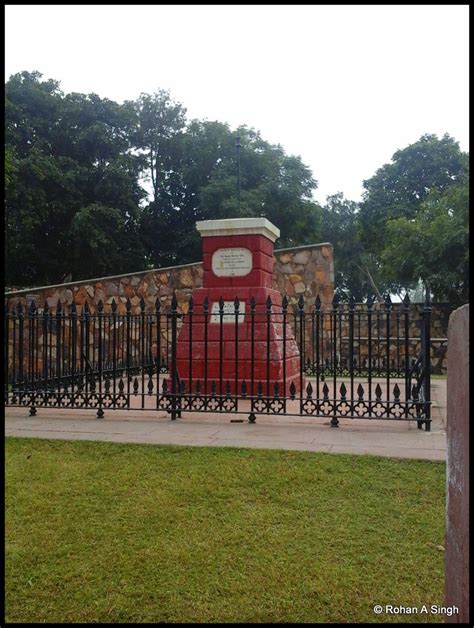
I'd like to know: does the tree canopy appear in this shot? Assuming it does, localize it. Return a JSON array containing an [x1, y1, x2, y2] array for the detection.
[[355, 133, 469, 304], [5, 71, 469, 306], [5, 72, 322, 285]]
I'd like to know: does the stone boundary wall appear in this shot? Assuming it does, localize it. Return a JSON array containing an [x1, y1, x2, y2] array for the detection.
[[4, 242, 452, 372], [4, 243, 335, 315]]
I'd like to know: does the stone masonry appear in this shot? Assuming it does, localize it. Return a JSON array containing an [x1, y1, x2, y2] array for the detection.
[[4, 243, 335, 315], [4, 241, 451, 373]]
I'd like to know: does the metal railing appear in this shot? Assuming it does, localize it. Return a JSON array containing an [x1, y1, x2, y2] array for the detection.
[[4, 292, 432, 429]]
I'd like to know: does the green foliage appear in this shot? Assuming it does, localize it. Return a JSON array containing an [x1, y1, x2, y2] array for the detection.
[[4, 146, 17, 190], [359, 133, 466, 254], [5, 71, 147, 285], [381, 166, 469, 305], [128, 90, 187, 204], [139, 120, 322, 267], [6, 72, 322, 285], [4, 71, 469, 306], [321, 194, 367, 300], [357, 133, 469, 301], [69, 203, 146, 280]]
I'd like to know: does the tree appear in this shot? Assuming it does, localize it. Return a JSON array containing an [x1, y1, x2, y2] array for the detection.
[[5, 70, 63, 157], [139, 119, 323, 267], [4, 146, 17, 191], [321, 193, 379, 301], [129, 90, 187, 204], [381, 163, 469, 305], [69, 203, 146, 280], [359, 133, 466, 247], [5, 71, 147, 285], [357, 133, 468, 297]]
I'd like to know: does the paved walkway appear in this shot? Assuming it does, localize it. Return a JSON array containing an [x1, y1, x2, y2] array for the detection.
[[5, 380, 446, 461]]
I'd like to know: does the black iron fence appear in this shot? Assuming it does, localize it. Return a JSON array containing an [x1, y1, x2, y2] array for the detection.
[[4, 293, 432, 429]]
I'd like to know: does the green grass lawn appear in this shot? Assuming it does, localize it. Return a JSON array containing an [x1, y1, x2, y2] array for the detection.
[[6, 437, 446, 624]]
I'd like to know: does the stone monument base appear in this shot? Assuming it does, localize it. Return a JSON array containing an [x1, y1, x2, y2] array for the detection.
[[175, 286, 301, 395], [174, 217, 303, 398]]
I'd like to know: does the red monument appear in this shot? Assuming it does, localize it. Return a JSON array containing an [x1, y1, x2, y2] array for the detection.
[[175, 218, 301, 397]]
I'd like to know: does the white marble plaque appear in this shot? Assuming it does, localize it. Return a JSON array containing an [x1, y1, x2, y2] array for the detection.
[[210, 301, 246, 323], [212, 247, 252, 277]]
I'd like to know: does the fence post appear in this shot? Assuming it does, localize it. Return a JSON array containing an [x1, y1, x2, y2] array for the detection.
[[18, 302, 24, 399], [96, 300, 104, 418], [298, 295, 304, 416], [331, 294, 339, 427], [29, 300, 37, 416], [170, 292, 178, 420], [5, 304, 9, 405], [421, 286, 431, 431]]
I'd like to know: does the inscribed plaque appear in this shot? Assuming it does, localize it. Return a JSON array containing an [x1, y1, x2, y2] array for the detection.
[[210, 301, 246, 323], [211, 248, 252, 277]]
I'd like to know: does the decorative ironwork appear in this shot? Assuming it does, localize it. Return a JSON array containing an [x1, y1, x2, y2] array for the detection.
[[4, 293, 431, 429]]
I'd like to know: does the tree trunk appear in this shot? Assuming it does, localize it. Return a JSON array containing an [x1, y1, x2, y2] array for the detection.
[[150, 147, 158, 203], [356, 263, 383, 302]]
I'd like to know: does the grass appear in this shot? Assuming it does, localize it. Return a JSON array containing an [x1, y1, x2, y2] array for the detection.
[[6, 437, 446, 624]]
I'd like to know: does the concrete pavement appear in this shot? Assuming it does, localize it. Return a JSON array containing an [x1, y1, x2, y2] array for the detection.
[[5, 387, 446, 461]]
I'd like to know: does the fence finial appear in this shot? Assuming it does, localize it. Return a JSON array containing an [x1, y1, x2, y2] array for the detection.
[[171, 291, 178, 310], [424, 284, 431, 309]]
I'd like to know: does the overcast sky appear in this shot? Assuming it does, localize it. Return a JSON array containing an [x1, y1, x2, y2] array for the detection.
[[5, 4, 469, 205]]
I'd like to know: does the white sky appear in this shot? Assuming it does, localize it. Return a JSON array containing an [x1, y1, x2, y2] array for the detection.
[[5, 4, 469, 205]]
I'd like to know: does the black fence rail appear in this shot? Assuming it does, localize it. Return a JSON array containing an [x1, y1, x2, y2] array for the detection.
[[4, 292, 432, 429]]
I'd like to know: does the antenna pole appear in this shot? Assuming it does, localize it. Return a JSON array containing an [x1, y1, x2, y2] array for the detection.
[[236, 134, 241, 211]]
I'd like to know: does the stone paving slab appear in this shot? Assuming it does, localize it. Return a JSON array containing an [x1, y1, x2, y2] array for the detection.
[[5, 406, 446, 461]]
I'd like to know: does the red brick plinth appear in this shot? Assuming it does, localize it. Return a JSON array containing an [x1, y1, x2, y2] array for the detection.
[[175, 219, 302, 395]]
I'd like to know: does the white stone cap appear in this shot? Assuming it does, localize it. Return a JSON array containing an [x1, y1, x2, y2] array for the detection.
[[196, 217, 280, 242]]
